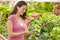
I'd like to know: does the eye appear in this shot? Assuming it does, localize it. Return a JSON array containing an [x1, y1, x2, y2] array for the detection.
[[22, 8, 25, 10]]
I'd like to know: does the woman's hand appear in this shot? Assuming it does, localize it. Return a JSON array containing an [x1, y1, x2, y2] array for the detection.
[[31, 12, 43, 18], [25, 30, 31, 34], [26, 12, 43, 23], [24, 30, 31, 37], [25, 30, 36, 35]]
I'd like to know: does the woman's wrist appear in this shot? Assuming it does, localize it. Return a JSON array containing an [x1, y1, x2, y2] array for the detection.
[[22, 31, 26, 34]]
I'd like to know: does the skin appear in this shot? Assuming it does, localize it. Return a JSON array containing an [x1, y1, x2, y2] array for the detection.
[[26, 12, 43, 25], [6, 5, 43, 38], [6, 5, 31, 37]]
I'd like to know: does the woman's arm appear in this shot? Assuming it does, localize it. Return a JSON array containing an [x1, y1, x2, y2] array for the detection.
[[24, 13, 43, 36], [24, 23, 31, 36], [24, 23, 36, 37], [26, 13, 43, 25], [6, 20, 26, 37]]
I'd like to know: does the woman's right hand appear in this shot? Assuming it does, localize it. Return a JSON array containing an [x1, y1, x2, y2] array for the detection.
[[24, 31, 31, 36], [24, 30, 30, 34], [25, 30, 35, 34]]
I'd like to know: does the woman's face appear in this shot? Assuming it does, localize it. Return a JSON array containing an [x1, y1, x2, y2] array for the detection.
[[17, 5, 27, 15]]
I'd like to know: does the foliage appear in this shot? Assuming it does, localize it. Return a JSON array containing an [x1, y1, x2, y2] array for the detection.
[[27, 2, 54, 16], [26, 13, 60, 40], [1, 2, 60, 40], [39, 13, 60, 40], [0, 5, 12, 38]]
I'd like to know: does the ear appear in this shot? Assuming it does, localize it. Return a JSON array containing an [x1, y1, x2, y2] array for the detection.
[[17, 6, 20, 10]]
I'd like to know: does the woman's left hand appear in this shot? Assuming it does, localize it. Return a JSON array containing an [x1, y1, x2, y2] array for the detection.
[[25, 12, 43, 25]]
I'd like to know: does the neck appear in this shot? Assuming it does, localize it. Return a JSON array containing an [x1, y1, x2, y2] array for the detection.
[[14, 13, 21, 19]]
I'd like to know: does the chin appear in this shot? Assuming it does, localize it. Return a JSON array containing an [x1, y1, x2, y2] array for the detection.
[[20, 12, 24, 15]]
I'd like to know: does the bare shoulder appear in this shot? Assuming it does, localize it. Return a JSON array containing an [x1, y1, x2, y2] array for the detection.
[[6, 19, 13, 24]]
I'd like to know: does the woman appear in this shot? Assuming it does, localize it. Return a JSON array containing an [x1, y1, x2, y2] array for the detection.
[[6, 1, 30, 40], [6, 1, 42, 40]]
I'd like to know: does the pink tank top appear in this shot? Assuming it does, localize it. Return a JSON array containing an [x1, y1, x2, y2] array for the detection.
[[7, 15, 26, 40]]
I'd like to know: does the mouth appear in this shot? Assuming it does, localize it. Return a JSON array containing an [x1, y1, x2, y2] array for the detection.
[[21, 13, 24, 15]]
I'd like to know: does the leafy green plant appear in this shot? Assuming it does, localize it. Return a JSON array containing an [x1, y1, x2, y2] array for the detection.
[[0, 5, 12, 38], [1, 2, 59, 40]]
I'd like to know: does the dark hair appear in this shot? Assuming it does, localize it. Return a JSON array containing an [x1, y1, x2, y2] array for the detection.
[[10, 1, 27, 19]]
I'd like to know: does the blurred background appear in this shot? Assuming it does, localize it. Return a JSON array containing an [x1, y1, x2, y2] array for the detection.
[[0, 0, 60, 40]]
